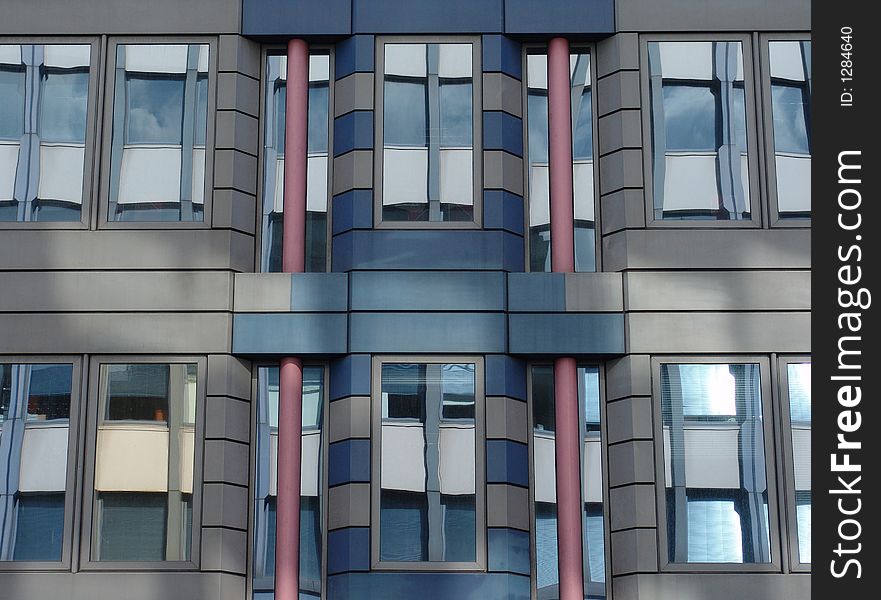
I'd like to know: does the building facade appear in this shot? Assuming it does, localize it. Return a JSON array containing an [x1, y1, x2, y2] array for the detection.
[[0, 1, 810, 599]]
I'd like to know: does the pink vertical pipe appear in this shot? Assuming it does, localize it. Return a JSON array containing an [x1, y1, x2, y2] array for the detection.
[[276, 37, 309, 600], [548, 37, 575, 273], [549, 37, 584, 600]]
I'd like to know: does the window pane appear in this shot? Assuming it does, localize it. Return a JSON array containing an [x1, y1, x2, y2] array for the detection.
[[661, 363, 771, 563], [571, 53, 596, 273], [0, 362, 73, 562], [93, 363, 198, 561], [379, 362, 476, 562], [253, 365, 324, 595], [769, 41, 811, 218], [648, 41, 751, 221], [579, 366, 605, 599], [108, 44, 209, 222], [260, 53, 330, 273], [382, 43, 474, 223], [787, 363, 810, 564], [1, 44, 91, 222], [526, 53, 551, 272]]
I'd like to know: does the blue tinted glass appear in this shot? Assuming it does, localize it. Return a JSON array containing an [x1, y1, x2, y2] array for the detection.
[[772, 85, 809, 154], [384, 79, 426, 147], [13, 494, 65, 561], [125, 76, 184, 144], [662, 85, 716, 151], [583, 506, 606, 588], [380, 490, 428, 561], [97, 492, 167, 561], [195, 74, 208, 146], [27, 363, 72, 421], [439, 81, 472, 147], [535, 502, 559, 592], [308, 83, 329, 153], [0, 67, 25, 139], [572, 89, 593, 160], [39, 70, 89, 143]]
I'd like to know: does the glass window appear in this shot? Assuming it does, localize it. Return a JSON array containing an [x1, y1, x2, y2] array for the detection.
[[0, 362, 74, 562], [1, 44, 92, 223], [660, 363, 771, 564], [92, 362, 197, 562], [785, 362, 810, 564], [107, 44, 209, 223], [769, 41, 811, 219], [647, 41, 752, 221], [377, 361, 480, 565], [526, 50, 596, 272], [253, 365, 324, 597], [530, 365, 606, 599], [261, 53, 330, 272], [380, 42, 476, 224]]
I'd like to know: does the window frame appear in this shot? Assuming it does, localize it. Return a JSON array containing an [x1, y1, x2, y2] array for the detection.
[[255, 44, 335, 273], [651, 355, 782, 573], [640, 33, 764, 229], [0, 355, 82, 571], [526, 362, 611, 599], [97, 36, 217, 230], [373, 36, 483, 230], [0, 37, 101, 231], [370, 355, 486, 571], [79, 355, 206, 571], [759, 33, 812, 228], [776, 355, 811, 573], [247, 362, 329, 598], [521, 43, 602, 273]]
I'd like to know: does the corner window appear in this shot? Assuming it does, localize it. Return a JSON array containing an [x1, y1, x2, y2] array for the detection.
[[780, 359, 810, 568], [253, 365, 325, 597], [85, 359, 203, 565], [656, 360, 778, 567], [105, 43, 211, 223], [646, 40, 757, 224], [0, 359, 79, 567], [372, 357, 485, 569], [767, 40, 811, 221], [1, 43, 95, 224], [376, 39, 481, 227], [530, 365, 607, 599], [260, 52, 331, 272], [526, 49, 597, 272]]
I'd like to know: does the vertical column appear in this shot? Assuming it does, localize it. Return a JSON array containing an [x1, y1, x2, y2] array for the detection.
[[548, 36, 585, 600], [276, 37, 309, 600]]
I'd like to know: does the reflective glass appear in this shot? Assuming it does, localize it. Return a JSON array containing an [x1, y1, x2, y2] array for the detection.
[[108, 44, 209, 222], [253, 366, 324, 597], [648, 41, 751, 221], [379, 363, 476, 563], [769, 41, 811, 218], [570, 53, 596, 273], [1, 44, 91, 222], [660, 363, 771, 563], [0, 362, 73, 562], [787, 363, 810, 564], [260, 54, 330, 273], [381, 43, 474, 223], [93, 363, 197, 561], [526, 53, 551, 272]]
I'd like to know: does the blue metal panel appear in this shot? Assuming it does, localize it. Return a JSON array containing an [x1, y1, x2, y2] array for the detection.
[[290, 273, 349, 312], [485, 354, 527, 400], [352, 0, 503, 33], [482, 35, 522, 79], [232, 313, 348, 355], [487, 528, 531, 575], [328, 439, 371, 486], [350, 313, 507, 353], [483, 111, 523, 157], [486, 440, 529, 487], [350, 271, 506, 311], [508, 313, 626, 355], [507, 273, 565, 312], [327, 527, 371, 574], [333, 111, 374, 157], [504, 0, 615, 35], [327, 572, 530, 600], [330, 354, 373, 401], [333, 230, 525, 271], [483, 190, 524, 236], [242, 0, 352, 36], [335, 35, 375, 80], [331, 190, 374, 236]]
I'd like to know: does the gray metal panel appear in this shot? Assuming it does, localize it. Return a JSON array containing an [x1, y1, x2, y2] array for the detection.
[[564, 272, 625, 311], [598, 110, 642, 156], [218, 35, 262, 79], [201, 527, 248, 575], [334, 73, 376, 117], [612, 573, 811, 600], [615, 0, 810, 32], [0, 572, 242, 600], [204, 396, 251, 443], [233, 274, 292, 312], [291, 273, 350, 312], [207, 355, 252, 401], [212, 190, 258, 235], [351, 312, 507, 353], [351, 271, 506, 311], [0, 0, 241, 34], [329, 396, 371, 443], [609, 484, 657, 531], [486, 397, 528, 444], [602, 229, 812, 271], [596, 33, 639, 78], [597, 70, 641, 117], [606, 396, 654, 445], [486, 484, 529, 531], [607, 441, 655, 488], [0, 272, 232, 312], [627, 312, 811, 353], [215, 110, 259, 157], [215, 72, 261, 118], [626, 271, 811, 311], [605, 355, 652, 400], [610, 529, 659, 575], [601, 189, 646, 234], [333, 151, 374, 195], [483, 73, 522, 118], [599, 149, 644, 195], [484, 151, 524, 195], [202, 483, 249, 531], [0, 313, 232, 354], [214, 150, 258, 196], [203, 439, 250, 487], [328, 484, 371, 530]]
